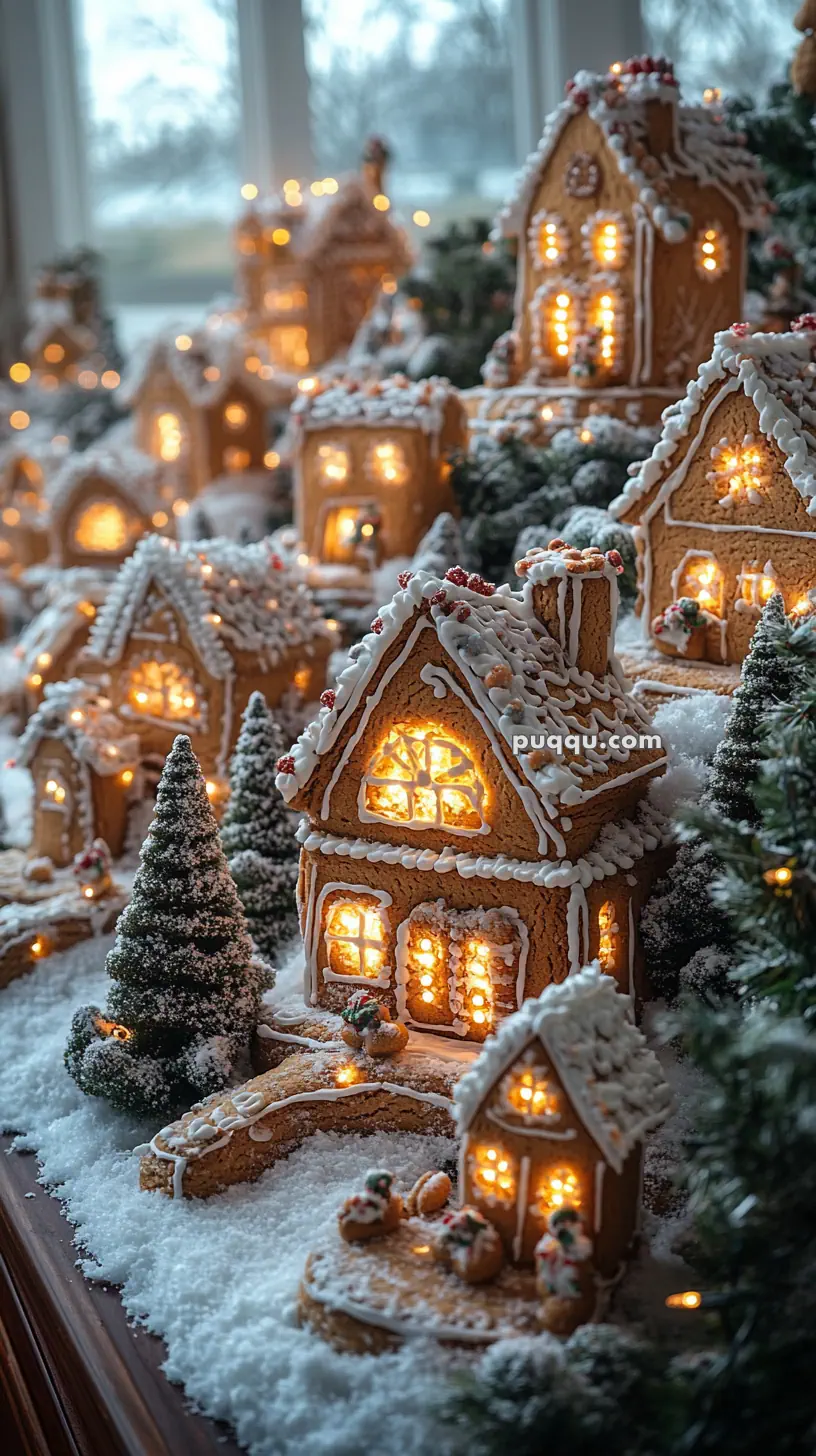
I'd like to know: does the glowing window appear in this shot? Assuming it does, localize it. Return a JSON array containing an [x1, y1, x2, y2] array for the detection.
[[533, 286, 577, 372], [736, 560, 777, 612], [223, 446, 251, 472], [40, 770, 69, 809], [325, 900, 387, 979], [399, 904, 523, 1038], [321, 504, 378, 563], [470, 1144, 516, 1204], [72, 500, 133, 554], [403, 926, 448, 1021], [677, 555, 724, 616], [363, 724, 487, 833], [583, 211, 628, 269], [501, 1055, 560, 1123], [127, 660, 200, 724], [269, 324, 310, 370], [223, 401, 248, 430], [598, 900, 618, 972], [263, 287, 307, 312], [588, 285, 621, 372], [529, 211, 568, 269], [153, 410, 186, 464], [706, 434, 767, 508], [316, 443, 350, 486], [695, 224, 729, 280], [366, 440, 410, 487], [535, 1166, 581, 1218]]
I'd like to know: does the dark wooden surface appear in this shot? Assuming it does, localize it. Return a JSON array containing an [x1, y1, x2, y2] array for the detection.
[[0, 1134, 243, 1456]]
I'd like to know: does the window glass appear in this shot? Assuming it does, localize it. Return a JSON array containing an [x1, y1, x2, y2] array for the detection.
[[303, 0, 515, 232], [75, 0, 242, 319], [642, 0, 799, 98]]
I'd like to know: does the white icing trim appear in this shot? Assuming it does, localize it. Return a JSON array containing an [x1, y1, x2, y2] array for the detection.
[[594, 1159, 606, 1234], [301, 1271, 523, 1345], [514, 1154, 532, 1263]]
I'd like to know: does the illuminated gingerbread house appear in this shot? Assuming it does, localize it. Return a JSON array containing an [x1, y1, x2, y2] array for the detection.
[[292, 376, 465, 567], [23, 247, 115, 386], [17, 680, 139, 868], [472, 57, 767, 439], [15, 570, 108, 713], [276, 546, 668, 1040], [454, 965, 671, 1270], [45, 443, 162, 571], [0, 435, 63, 574], [83, 534, 333, 784], [121, 327, 284, 499], [236, 167, 412, 375], [610, 322, 816, 665]]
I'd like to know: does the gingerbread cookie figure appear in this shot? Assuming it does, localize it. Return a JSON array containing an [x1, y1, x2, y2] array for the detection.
[[338, 1169, 403, 1243], [433, 1207, 504, 1284], [534, 1206, 596, 1334], [340, 989, 409, 1058]]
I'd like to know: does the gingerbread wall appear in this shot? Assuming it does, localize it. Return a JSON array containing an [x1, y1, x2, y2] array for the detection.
[[203, 378, 267, 482], [30, 740, 86, 866], [645, 387, 816, 662], [133, 372, 208, 497]]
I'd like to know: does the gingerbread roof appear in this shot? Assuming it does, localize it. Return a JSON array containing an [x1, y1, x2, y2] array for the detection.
[[118, 324, 283, 409], [18, 678, 140, 776], [276, 560, 664, 847], [14, 569, 109, 681], [239, 174, 413, 271], [290, 374, 457, 437], [87, 534, 330, 679], [497, 59, 768, 246], [453, 964, 672, 1174], [610, 324, 816, 521], [46, 441, 164, 518]]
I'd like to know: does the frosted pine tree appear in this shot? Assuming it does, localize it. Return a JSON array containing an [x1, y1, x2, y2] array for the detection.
[[65, 734, 266, 1116], [221, 692, 300, 958]]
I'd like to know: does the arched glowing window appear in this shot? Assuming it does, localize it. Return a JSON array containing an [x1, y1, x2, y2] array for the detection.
[[72, 500, 133, 554], [695, 224, 729, 280], [535, 1166, 582, 1218], [676, 554, 724, 616], [501, 1054, 560, 1123], [583, 211, 629, 269], [529, 210, 568, 269], [223, 401, 248, 430], [736, 560, 777, 613], [706, 434, 767, 508], [470, 1144, 516, 1204], [363, 724, 487, 833], [587, 283, 622, 373], [598, 900, 618, 972], [153, 410, 186, 464], [533, 285, 578, 372], [127, 659, 200, 723], [403, 924, 448, 1019], [269, 324, 310, 370], [325, 899, 386, 978], [366, 440, 410, 486], [317, 443, 350, 486]]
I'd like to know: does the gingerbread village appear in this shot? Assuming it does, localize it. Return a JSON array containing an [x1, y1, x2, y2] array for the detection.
[[2, 43, 816, 1411]]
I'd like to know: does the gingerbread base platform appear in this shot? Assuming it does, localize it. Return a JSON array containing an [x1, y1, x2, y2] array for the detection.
[[0, 885, 126, 990], [139, 1039, 466, 1199], [619, 651, 741, 712], [299, 1215, 542, 1355], [461, 383, 673, 445]]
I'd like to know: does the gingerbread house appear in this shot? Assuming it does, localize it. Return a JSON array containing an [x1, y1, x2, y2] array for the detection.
[[292, 376, 465, 567], [15, 569, 108, 712], [453, 965, 671, 1273], [82, 534, 334, 784], [0, 435, 64, 574], [610, 322, 816, 666], [236, 171, 412, 374], [17, 680, 139, 867], [24, 248, 109, 385], [470, 56, 768, 440], [277, 547, 669, 1041], [46, 443, 164, 570], [121, 326, 285, 499]]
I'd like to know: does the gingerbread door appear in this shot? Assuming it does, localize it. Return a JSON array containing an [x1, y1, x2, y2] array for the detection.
[[396, 902, 528, 1042]]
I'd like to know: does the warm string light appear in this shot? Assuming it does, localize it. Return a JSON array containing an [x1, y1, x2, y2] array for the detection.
[[598, 900, 618, 972], [373, 194, 390, 211], [465, 939, 493, 1028], [593, 220, 619, 266], [695, 226, 727, 279], [9, 361, 30, 383], [317, 443, 349, 485], [546, 290, 575, 363], [370, 439, 409, 485], [155, 411, 183, 463], [44, 777, 66, 804], [223, 401, 248, 429], [666, 1290, 702, 1309], [681, 557, 723, 614], [764, 865, 793, 888]]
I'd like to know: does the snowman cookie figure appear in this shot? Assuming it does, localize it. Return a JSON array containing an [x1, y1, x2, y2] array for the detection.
[[534, 1206, 595, 1334]]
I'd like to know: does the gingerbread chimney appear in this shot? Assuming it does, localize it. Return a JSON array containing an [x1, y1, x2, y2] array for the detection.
[[515, 540, 624, 679]]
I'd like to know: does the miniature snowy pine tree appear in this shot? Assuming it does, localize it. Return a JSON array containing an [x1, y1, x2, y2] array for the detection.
[[65, 734, 266, 1116], [707, 592, 801, 825], [221, 692, 300, 958]]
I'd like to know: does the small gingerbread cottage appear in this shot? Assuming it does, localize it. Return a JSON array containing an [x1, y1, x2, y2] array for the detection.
[[23, 248, 108, 385], [610, 321, 816, 665], [17, 680, 139, 867], [0, 435, 63, 574], [236, 173, 412, 373], [83, 534, 333, 783], [46, 444, 164, 570], [473, 56, 767, 437], [15, 569, 108, 713], [453, 964, 672, 1271], [121, 326, 284, 499], [277, 547, 669, 1039], [292, 376, 465, 566]]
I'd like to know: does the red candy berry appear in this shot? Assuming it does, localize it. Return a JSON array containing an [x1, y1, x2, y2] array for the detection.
[[605, 549, 624, 573], [320, 689, 336, 709], [276, 755, 295, 775], [444, 566, 469, 587], [430, 589, 448, 606], [455, 604, 471, 622], [397, 570, 413, 588], [730, 321, 751, 337], [793, 313, 816, 333], [370, 617, 384, 634], [466, 573, 496, 596], [270, 553, 283, 570]]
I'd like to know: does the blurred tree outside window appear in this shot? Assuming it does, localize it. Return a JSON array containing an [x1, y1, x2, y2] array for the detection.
[[76, 0, 242, 327], [304, 0, 516, 234], [643, 0, 800, 98]]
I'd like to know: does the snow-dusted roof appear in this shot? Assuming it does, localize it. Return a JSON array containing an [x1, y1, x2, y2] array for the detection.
[[290, 373, 458, 435], [87, 533, 331, 680], [610, 324, 816, 520], [276, 554, 664, 837], [238, 173, 413, 271], [14, 569, 110, 680], [46, 442, 164, 518], [23, 295, 98, 357], [497, 59, 767, 245], [453, 963, 672, 1174], [18, 678, 140, 776], [118, 323, 285, 409]]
